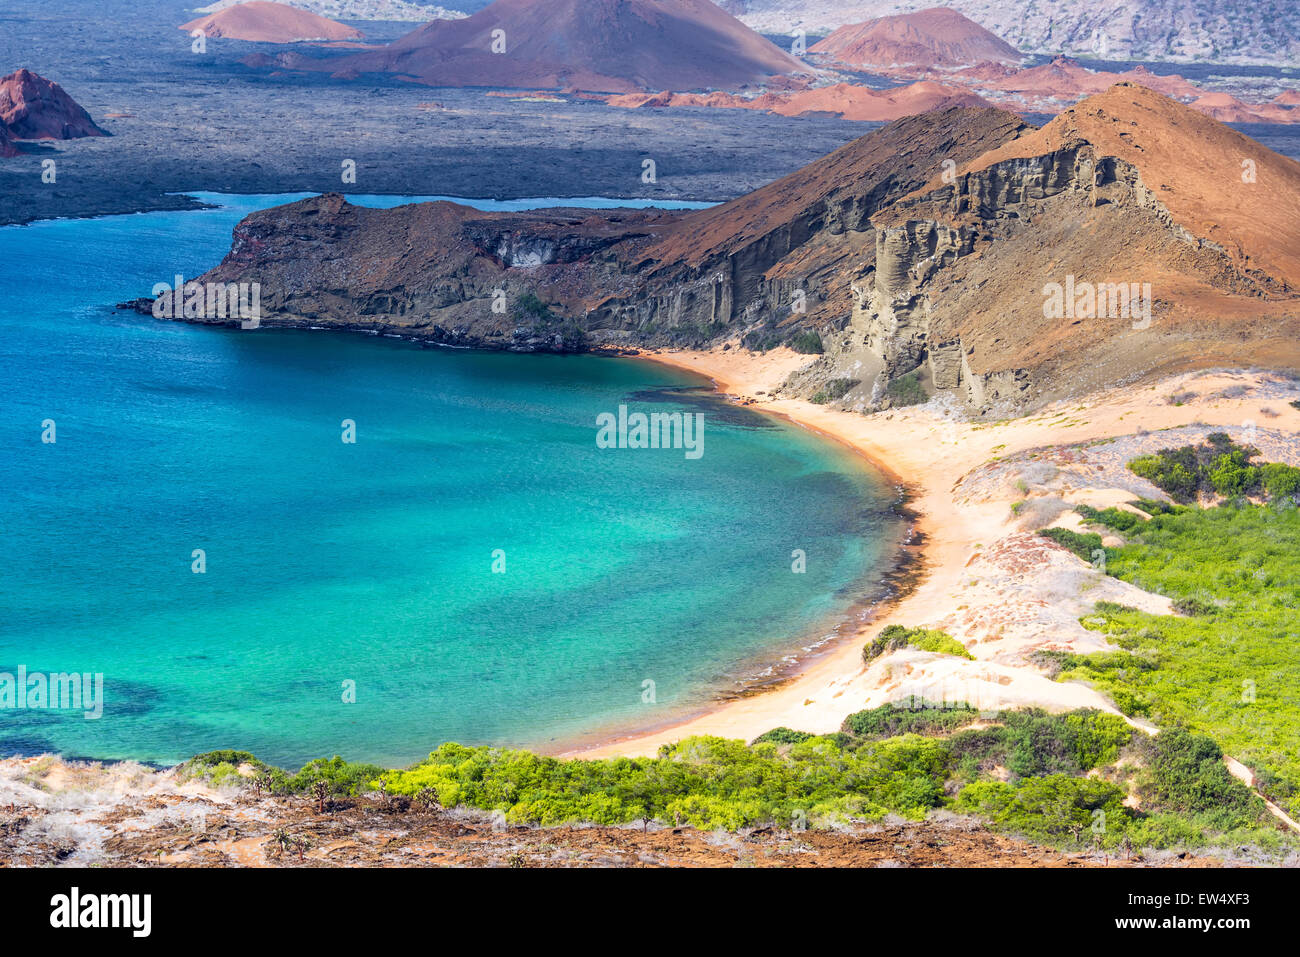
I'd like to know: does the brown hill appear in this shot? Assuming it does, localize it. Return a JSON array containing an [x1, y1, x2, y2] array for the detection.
[[859, 82, 1300, 406], [329, 0, 802, 92], [167, 86, 1300, 413], [811, 7, 1020, 68], [0, 69, 107, 140], [948, 83, 1300, 286], [0, 125, 17, 158], [180, 1, 364, 43], [1188, 91, 1296, 124]]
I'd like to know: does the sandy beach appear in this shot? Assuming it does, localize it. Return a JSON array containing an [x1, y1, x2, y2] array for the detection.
[[564, 349, 1300, 759]]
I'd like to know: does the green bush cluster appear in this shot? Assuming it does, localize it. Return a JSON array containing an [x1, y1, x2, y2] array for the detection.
[[178, 705, 1290, 855], [862, 624, 974, 663], [377, 706, 1283, 851], [811, 377, 859, 404], [946, 708, 1134, 782], [1037, 526, 1103, 560], [822, 377, 858, 400], [741, 328, 823, 354], [1075, 504, 1144, 532], [787, 330, 824, 354], [1050, 497, 1300, 817], [379, 733, 953, 830], [741, 328, 784, 352], [952, 723, 1279, 851], [840, 700, 979, 740], [178, 750, 384, 798], [1128, 433, 1300, 503]]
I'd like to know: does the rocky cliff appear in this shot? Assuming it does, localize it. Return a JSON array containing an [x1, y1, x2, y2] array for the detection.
[[155, 85, 1300, 415]]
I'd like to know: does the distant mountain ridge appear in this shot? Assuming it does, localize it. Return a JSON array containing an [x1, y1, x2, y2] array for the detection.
[[719, 0, 1300, 66]]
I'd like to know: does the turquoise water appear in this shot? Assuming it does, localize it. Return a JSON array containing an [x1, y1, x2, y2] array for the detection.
[[0, 193, 900, 769]]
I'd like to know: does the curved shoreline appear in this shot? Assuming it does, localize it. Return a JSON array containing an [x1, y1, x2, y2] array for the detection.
[[7, 329, 1296, 769], [558, 357, 1300, 760], [553, 347, 934, 757], [537, 347, 932, 756]]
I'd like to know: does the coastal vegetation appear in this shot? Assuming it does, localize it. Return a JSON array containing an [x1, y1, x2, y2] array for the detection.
[[179, 703, 1293, 857], [1037, 526, 1103, 560], [885, 369, 928, 407], [740, 326, 823, 354], [811, 377, 859, 404], [1032, 442, 1300, 818], [862, 624, 974, 662], [1127, 433, 1300, 503]]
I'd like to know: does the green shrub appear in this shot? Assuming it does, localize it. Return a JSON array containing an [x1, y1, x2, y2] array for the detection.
[[173, 705, 1294, 855], [1075, 504, 1144, 532], [863, 624, 973, 663], [1037, 526, 1104, 561], [742, 328, 785, 353], [841, 701, 978, 740], [752, 727, 815, 746], [1129, 449, 1200, 502], [512, 291, 553, 322], [1126, 434, 1285, 503], [946, 709, 1132, 780], [954, 774, 1128, 846], [787, 330, 824, 354], [286, 755, 387, 796], [1136, 728, 1262, 827], [821, 377, 858, 400], [1260, 462, 1300, 502], [1057, 499, 1300, 817]]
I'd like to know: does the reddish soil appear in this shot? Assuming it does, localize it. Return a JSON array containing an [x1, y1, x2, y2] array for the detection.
[[0, 796, 1225, 868]]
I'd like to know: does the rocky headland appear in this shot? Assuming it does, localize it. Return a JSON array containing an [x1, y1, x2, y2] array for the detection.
[[142, 85, 1300, 417]]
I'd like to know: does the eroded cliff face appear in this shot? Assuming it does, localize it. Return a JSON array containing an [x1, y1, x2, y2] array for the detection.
[[829, 144, 1107, 412], [149, 106, 1027, 358], [804, 123, 1300, 415], [141, 88, 1300, 414]]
